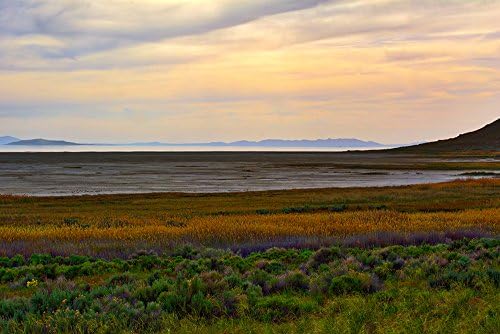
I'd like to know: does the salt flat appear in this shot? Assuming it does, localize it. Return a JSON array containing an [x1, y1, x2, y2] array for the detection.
[[0, 152, 495, 196]]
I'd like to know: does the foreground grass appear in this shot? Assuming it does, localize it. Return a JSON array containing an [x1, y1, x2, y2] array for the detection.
[[0, 179, 498, 257], [0, 238, 498, 333], [0, 179, 498, 332]]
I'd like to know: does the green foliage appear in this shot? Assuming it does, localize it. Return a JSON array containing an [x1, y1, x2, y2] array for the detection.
[[329, 273, 378, 295], [307, 246, 342, 269], [0, 238, 498, 333], [330, 204, 348, 212], [106, 273, 134, 286], [282, 205, 313, 214], [253, 295, 317, 321], [274, 270, 309, 292]]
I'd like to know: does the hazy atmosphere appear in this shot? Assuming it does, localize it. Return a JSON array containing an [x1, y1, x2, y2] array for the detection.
[[1, 0, 499, 143]]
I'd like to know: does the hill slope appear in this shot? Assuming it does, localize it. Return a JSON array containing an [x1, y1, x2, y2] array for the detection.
[[393, 118, 499, 152]]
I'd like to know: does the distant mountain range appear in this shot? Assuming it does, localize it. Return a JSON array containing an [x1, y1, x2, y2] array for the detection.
[[3, 118, 499, 150], [129, 138, 386, 148], [206, 139, 384, 147], [391, 118, 499, 152], [1, 137, 386, 147], [2, 119, 498, 150], [0, 136, 20, 145], [7, 139, 80, 146]]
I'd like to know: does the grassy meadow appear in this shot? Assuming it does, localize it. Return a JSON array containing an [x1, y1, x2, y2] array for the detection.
[[0, 178, 499, 333], [0, 178, 498, 257]]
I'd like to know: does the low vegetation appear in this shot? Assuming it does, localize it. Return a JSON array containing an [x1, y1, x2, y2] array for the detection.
[[0, 179, 498, 257], [0, 178, 498, 332], [0, 238, 498, 333]]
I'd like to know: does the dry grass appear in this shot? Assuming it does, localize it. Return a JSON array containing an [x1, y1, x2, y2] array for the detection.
[[0, 179, 498, 256], [1, 208, 497, 242]]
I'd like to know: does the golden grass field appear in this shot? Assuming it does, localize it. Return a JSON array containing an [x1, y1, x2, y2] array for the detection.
[[0, 178, 498, 257]]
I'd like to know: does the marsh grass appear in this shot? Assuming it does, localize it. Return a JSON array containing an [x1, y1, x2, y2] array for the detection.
[[0, 179, 498, 257], [0, 179, 498, 332]]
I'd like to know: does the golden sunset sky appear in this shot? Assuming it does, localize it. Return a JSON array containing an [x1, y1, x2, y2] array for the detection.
[[1, 0, 499, 143]]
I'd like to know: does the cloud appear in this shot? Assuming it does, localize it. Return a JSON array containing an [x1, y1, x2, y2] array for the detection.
[[2, 0, 500, 71], [0, 0, 500, 143], [0, 0, 331, 58]]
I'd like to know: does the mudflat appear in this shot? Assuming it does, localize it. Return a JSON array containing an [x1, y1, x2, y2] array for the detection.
[[0, 151, 497, 195]]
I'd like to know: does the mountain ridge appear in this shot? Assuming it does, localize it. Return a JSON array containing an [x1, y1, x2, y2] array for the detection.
[[7, 139, 81, 146], [0, 136, 20, 145], [3, 118, 498, 150], [390, 118, 499, 152], [3, 137, 386, 147], [187, 138, 385, 148]]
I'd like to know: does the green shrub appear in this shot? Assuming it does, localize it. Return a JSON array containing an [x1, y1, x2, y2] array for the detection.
[[10, 255, 25, 267], [151, 278, 171, 297], [29, 289, 75, 314], [457, 256, 471, 268], [0, 257, 10, 268], [282, 205, 312, 214], [429, 269, 478, 289], [133, 286, 155, 303], [0, 268, 15, 282], [0, 298, 29, 321], [274, 270, 309, 292], [246, 284, 263, 305], [146, 302, 161, 313], [357, 253, 381, 267], [224, 273, 244, 288], [329, 272, 380, 295], [221, 289, 241, 316], [329, 204, 347, 212], [487, 269, 500, 287], [67, 255, 91, 266], [72, 294, 92, 312], [330, 274, 363, 295], [254, 295, 317, 321], [172, 245, 199, 259], [199, 271, 228, 294], [29, 254, 52, 266], [107, 273, 134, 286], [307, 247, 342, 269], [158, 291, 182, 313], [374, 262, 392, 280], [190, 291, 218, 317], [131, 255, 161, 271], [88, 286, 112, 299], [248, 269, 272, 289], [58, 264, 80, 279]]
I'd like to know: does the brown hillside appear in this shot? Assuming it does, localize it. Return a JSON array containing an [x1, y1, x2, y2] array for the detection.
[[393, 118, 499, 152]]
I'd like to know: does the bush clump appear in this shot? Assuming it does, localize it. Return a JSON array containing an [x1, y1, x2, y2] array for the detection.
[[0, 238, 497, 332]]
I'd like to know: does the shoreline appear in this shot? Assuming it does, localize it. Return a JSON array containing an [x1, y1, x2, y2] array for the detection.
[[0, 177, 497, 198]]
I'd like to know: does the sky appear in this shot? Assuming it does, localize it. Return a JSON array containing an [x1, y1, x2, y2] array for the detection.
[[0, 0, 499, 144]]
